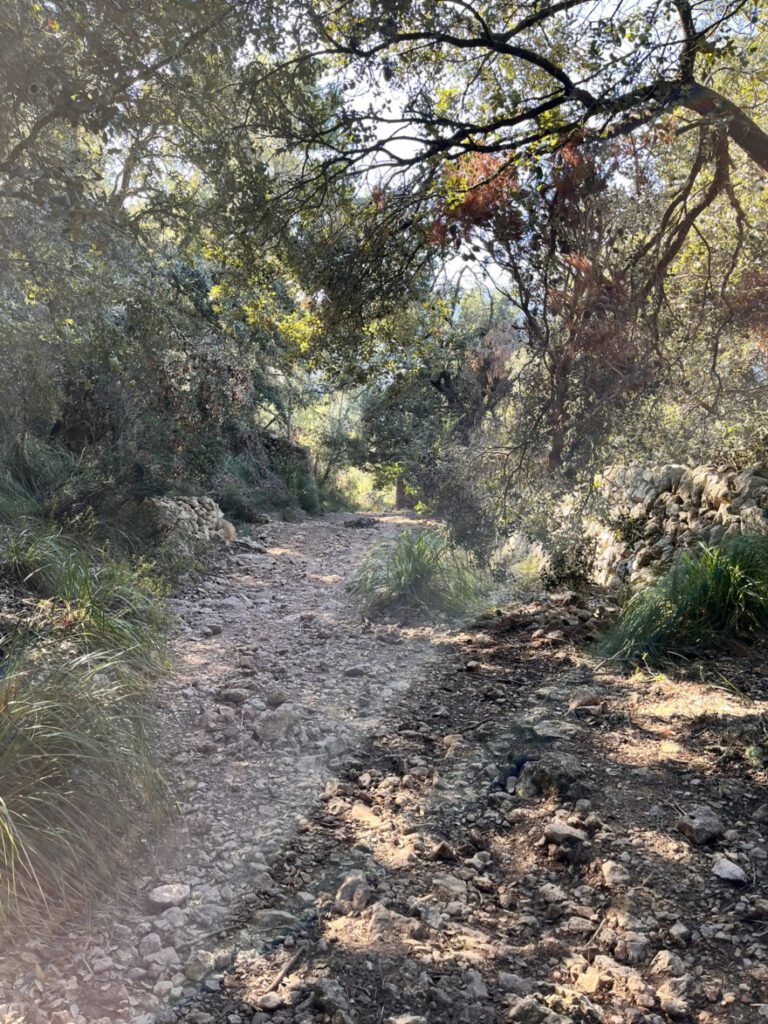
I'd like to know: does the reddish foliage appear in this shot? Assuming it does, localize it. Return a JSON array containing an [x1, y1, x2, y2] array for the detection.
[[430, 153, 522, 246]]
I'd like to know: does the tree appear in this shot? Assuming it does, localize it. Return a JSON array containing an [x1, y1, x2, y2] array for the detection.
[[248, 0, 768, 172]]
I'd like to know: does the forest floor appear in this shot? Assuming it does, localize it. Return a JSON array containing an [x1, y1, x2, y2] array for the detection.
[[1, 513, 767, 1024]]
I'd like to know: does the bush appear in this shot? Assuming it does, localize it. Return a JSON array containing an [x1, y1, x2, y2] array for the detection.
[[541, 528, 596, 591], [3, 526, 167, 664], [600, 533, 768, 663], [349, 527, 489, 620], [212, 450, 291, 522], [411, 446, 499, 559]]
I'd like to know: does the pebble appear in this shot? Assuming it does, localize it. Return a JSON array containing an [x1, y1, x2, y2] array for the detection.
[[335, 870, 372, 912], [656, 976, 691, 1018], [138, 934, 162, 958], [601, 859, 631, 887], [650, 950, 686, 976], [433, 873, 467, 899], [669, 921, 691, 945], [265, 689, 288, 709], [544, 821, 588, 845]]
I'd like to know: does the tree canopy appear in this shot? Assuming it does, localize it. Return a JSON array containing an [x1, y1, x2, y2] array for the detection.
[[2, 0, 768, 511]]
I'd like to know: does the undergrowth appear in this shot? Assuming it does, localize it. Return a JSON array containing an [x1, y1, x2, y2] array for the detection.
[[349, 527, 489, 621], [0, 440, 168, 924], [600, 533, 768, 664]]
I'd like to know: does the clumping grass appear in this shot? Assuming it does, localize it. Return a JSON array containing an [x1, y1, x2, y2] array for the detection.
[[0, 650, 163, 917], [600, 534, 768, 664], [3, 526, 167, 666], [349, 527, 489, 620], [0, 440, 169, 923]]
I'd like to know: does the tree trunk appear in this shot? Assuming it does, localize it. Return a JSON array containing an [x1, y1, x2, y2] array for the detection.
[[395, 474, 409, 509]]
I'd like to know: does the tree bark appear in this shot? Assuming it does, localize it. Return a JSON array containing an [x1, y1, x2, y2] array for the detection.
[[395, 474, 409, 509], [680, 82, 768, 174]]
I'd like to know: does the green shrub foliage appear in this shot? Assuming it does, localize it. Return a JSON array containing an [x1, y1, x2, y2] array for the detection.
[[0, 445, 168, 923], [601, 534, 768, 663]]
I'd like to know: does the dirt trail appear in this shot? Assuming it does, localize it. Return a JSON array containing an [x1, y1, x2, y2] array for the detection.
[[3, 518, 768, 1024], [1, 512, 445, 1024], [152, 598, 767, 1024]]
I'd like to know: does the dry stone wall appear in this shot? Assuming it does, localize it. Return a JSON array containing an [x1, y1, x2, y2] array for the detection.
[[146, 495, 236, 546], [591, 462, 768, 584]]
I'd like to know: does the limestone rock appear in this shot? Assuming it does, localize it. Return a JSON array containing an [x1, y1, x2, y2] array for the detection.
[[656, 976, 691, 1018], [506, 995, 549, 1023], [544, 821, 588, 845], [258, 992, 283, 1011], [335, 870, 371, 913], [601, 860, 631, 888], [514, 751, 584, 799], [650, 949, 686, 976], [312, 977, 352, 1017], [145, 495, 235, 547], [591, 461, 768, 583], [676, 804, 724, 845], [184, 951, 216, 982], [712, 857, 748, 884], [532, 719, 580, 740], [433, 873, 467, 899], [138, 933, 162, 958], [544, 820, 590, 865], [147, 883, 190, 909]]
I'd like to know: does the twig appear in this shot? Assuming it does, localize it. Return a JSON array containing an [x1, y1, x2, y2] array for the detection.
[[456, 715, 497, 735], [266, 944, 306, 992], [579, 916, 606, 951]]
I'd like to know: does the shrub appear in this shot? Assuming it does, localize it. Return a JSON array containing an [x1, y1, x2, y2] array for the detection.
[[212, 451, 291, 522], [541, 529, 596, 591], [349, 527, 489, 620], [285, 466, 320, 514], [505, 481, 597, 592], [0, 437, 108, 532], [491, 532, 546, 593], [3, 526, 167, 665], [600, 533, 768, 663], [411, 446, 499, 559]]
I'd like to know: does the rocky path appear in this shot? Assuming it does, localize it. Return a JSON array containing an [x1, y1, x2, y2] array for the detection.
[[3, 523, 768, 1024], [148, 598, 767, 1024], [1, 512, 444, 1024]]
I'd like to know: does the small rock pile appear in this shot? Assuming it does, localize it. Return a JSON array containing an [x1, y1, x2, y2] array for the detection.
[[591, 462, 768, 583], [485, 591, 617, 646], [146, 496, 237, 546]]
